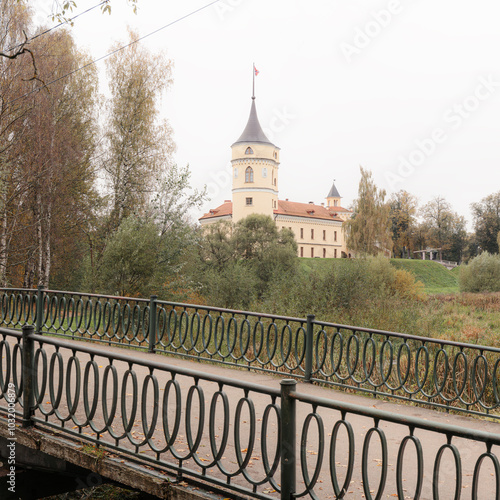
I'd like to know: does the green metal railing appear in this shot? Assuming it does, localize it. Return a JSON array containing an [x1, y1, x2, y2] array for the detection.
[[1, 287, 500, 418], [2, 326, 500, 499]]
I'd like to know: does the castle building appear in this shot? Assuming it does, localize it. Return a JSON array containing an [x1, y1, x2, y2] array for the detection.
[[199, 94, 352, 258]]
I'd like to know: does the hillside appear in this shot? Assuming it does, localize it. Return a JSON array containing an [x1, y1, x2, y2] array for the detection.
[[390, 259, 458, 294], [299, 258, 459, 294]]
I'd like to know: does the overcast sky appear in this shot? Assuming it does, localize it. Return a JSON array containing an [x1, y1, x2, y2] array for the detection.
[[32, 0, 500, 227]]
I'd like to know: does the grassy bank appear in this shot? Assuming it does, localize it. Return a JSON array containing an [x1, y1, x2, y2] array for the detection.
[[390, 259, 459, 294], [288, 258, 500, 346], [300, 257, 459, 294]]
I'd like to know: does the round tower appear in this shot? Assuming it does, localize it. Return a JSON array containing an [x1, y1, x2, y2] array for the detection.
[[231, 97, 280, 223]]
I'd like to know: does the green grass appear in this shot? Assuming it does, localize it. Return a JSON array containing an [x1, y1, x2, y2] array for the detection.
[[299, 257, 459, 295], [390, 259, 459, 294], [299, 257, 337, 274]]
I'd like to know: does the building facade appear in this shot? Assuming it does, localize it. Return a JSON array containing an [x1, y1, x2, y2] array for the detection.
[[199, 95, 352, 258]]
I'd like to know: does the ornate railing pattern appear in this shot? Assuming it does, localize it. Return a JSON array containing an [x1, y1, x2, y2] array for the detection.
[[2, 326, 500, 499], [1, 287, 500, 418]]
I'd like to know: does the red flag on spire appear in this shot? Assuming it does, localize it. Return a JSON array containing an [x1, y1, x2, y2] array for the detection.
[[254, 65, 259, 76]]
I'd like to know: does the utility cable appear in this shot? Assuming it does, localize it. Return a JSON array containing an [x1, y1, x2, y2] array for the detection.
[[5, 0, 110, 54], [6, 0, 221, 107]]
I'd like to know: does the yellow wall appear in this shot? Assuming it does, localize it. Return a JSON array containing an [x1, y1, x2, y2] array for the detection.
[[201, 140, 351, 257], [276, 215, 347, 258], [231, 143, 280, 223]]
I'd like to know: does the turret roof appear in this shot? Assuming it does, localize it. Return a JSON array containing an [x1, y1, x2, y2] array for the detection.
[[327, 181, 341, 199], [232, 98, 276, 147]]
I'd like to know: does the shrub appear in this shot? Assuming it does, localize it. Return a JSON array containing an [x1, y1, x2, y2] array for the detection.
[[393, 269, 426, 300], [459, 252, 500, 292]]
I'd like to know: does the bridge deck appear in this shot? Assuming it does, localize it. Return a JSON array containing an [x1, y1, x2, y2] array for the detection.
[[4, 338, 500, 499]]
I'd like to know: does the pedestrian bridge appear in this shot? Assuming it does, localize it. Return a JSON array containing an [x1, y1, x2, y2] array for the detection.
[[1, 288, 500, 499]]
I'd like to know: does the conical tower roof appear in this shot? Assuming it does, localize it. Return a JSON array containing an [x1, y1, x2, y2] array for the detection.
[[327, 181, 341, 199], [232, 98, 275, 147]]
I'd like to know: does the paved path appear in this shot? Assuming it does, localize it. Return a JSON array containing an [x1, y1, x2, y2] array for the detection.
[[5, 337, 500, 499]]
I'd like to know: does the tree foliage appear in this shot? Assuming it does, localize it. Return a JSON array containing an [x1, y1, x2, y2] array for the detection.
[[0, 3, 99, 288], [197, 215, 298, 308], [344, 167, 391, 257], [459, 252, 500, 292], [87, 165, 204, 298], [389, 190, 417, 258], [103, 29, 174, 228], [471, 191, 500, 255], [418, 196, 468, 262]]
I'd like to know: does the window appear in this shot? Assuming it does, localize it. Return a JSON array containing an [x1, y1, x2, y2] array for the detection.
[[245, 147, 253, 154], [245, 167, 254, 183], [311, 229, 314, 240], [273, 178, 276, 186], [334, 249, 337, 258], [311, 247, 314, 258], [234, 167, 238, 178], [300, 247, 304, 257], [300, 228, 304, 239], [262, 167, 267, 178], [274, 152, 277, 159], [323, 230, 326, 241], [273, 200, 277, 208], [334, 200, 338, 207], [323, 248, 326, 258], [246, 197, 253, 206], [334, 231, 337, 242]]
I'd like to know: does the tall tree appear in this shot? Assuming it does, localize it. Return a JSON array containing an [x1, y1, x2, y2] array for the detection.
[[0, 24, 99, 288], [90, 165, 204, 298], [419, 196, 467, 262], [389, 190, 417, 258], [0, 0, 34, 285], [344, 167, 392, 257], [103, 30, 174, 228], [471, 191, 500, 254], [421, 197, 453, 250]]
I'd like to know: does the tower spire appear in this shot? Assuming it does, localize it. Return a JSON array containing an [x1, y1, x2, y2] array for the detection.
[[252, 63, 258, 100]]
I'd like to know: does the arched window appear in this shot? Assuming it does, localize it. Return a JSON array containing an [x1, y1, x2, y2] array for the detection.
[[245, 147, 254, 155], [245, 167, 254, 183]]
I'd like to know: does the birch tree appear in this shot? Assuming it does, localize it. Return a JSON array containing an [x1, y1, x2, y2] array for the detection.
[[0, 26, 99, 288], [103, 30, 174, 228]]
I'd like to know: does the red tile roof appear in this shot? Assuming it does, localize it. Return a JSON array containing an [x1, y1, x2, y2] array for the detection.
[[199, 199, 349, 222], [199, 201, 233, 220], [275, 200, 343, 221], [199, 200, 350, 221]]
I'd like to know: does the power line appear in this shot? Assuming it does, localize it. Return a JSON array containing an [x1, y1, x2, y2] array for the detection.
[[6, 1, 110, 54], [6, 0, 221, 107]]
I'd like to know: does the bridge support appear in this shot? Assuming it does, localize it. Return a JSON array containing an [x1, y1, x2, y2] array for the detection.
[[0, 423, 234, 499]]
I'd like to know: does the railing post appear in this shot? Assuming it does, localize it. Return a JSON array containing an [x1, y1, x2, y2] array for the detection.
[[35, 285, 45, 334], [304, 314, 315, 382], [280, 379, 296, 500], [22, 324, 35, 428], [148, 295, 157, 353]]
